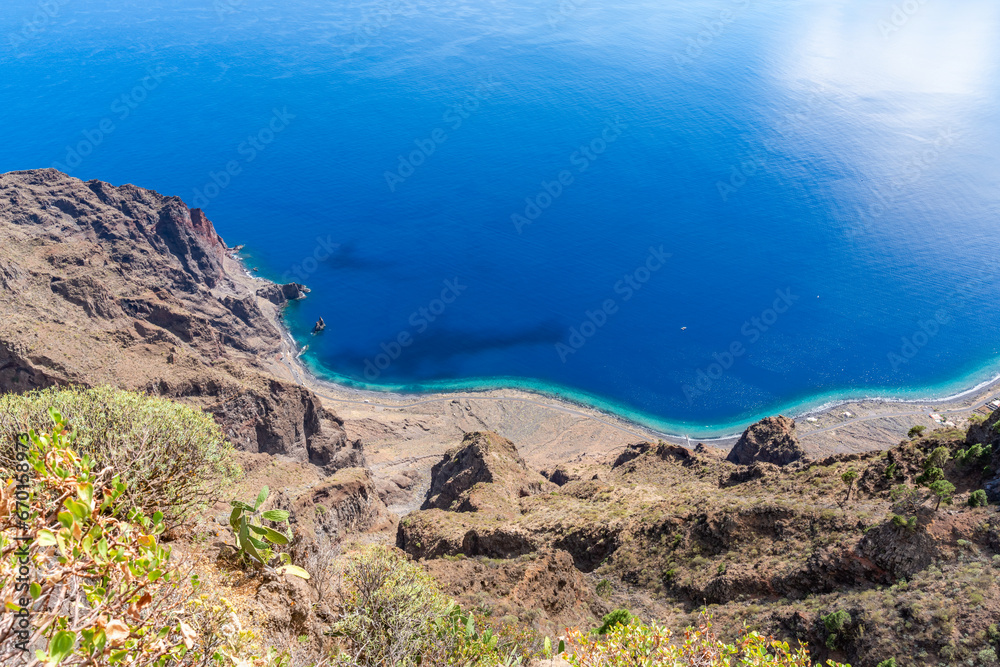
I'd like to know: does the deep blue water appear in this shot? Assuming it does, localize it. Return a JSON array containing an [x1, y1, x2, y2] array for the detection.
[[3, 0, 999, 436]]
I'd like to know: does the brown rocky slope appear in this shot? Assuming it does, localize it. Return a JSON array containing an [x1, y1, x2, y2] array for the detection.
[[400, 418, 1000, 666], [0, 168, 358, 468]]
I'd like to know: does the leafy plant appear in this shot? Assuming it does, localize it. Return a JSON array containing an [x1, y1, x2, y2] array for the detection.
[[0, 409, 194, 664], [331, 545, 453, 666], [969, 489, 989, 508], [562, 614, 848, 667], [956, 443, 992, 468], [928, 480, 955, 510], [428, 606, 535, 666], [908, 425, 926, 439], [926, 446, 951, 470], [228, 486, 307, 578], [596, 609, 635, 635], [916, 466, 944, 486], [841, 470, 858, 504], [0, 386, 238, 521], [822, 609, 852, 650], [890, 514, 917, 532]]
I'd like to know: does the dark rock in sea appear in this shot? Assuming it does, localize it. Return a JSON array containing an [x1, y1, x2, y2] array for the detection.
[[257, 282, 309, 305], [313, 317, 326, 334], [726, 415, 805, 466]]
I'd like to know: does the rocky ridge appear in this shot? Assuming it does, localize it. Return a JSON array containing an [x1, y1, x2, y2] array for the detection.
[[0, 168, 355, 467]]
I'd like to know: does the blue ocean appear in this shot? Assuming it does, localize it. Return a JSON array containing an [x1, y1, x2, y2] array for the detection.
[[3, 0, 999, 437]]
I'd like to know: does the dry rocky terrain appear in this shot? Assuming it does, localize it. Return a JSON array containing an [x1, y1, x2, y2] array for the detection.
[[2, 169, 1000, 665]]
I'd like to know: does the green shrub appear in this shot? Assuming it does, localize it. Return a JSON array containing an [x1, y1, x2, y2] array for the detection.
[[330, 546, 537, 666], [0, 386, 237, 520], [822, 609, 852, 649], [596, 609, 635, 635], [969, 489, 989, 507], [563, 615, 849, 667], [331, 545, 453, 666], [595, 579, 613, 598], [957, 444, 992, 468], [916, 466, 944, 486], [0, 410, 193, 664], [926, 446, 951, 469], [928, 480, 956, 510], [891, 514, 917, 532], [876, 659, 897, 667], [908, 425, 926, 439]]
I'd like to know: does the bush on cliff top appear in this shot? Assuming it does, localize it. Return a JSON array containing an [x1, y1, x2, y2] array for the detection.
[[0, 386, 238, 519], [563, 614, 850, 667], [0, 411, 302, 666], [331, 545, 536, 666], [0, 411, 193, 665]]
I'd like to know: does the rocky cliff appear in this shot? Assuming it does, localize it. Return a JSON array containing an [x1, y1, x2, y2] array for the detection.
[[0, 168, 356, 466], [726, 414, 805, 466]]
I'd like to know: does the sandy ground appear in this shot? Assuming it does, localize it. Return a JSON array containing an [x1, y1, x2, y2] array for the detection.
[[230, 254, 1000, 473]]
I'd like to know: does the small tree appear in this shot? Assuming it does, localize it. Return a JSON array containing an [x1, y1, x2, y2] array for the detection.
[[841, 470, 859, 504], [969, 489, 989, 508], [916, 466, 944, 485], [928, 480, 956, 510], [908, 425, 926, 439], [926, 446, 951, 470], [916, 447, 951, 486]]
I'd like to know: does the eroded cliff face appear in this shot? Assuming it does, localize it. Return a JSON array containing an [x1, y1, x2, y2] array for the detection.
[[0, 168, 353, 466]]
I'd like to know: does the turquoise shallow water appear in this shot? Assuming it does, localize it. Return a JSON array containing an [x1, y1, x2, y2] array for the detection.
[[2, 0, 999, 437]]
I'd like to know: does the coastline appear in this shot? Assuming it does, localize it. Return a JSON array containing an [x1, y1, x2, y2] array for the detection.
[[233, 254, 1000, 460]]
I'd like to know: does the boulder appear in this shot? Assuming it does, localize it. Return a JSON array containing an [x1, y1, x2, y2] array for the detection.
[[422, 431, 553, 513], [726, 416, 805, 466]]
